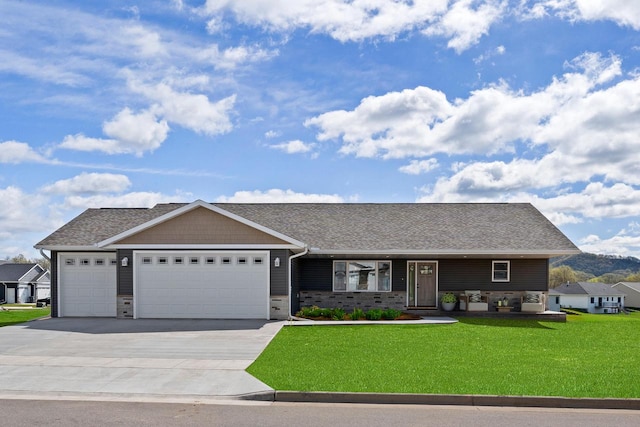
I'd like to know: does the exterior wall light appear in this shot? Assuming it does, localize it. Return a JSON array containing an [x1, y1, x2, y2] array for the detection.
[[274, 257, 280, 268], [121, 257, 129, 267]]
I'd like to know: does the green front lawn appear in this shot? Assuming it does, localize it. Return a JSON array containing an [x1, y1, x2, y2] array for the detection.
[[0, 307, 51, 327], [247, 312, 640, 398]]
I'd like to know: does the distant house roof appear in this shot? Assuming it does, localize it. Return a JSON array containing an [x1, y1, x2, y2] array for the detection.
[[35, 201, 580, 257], [0, 263, 39, 282], [550, 282, 625, 296], [613, 282, 640, 292]]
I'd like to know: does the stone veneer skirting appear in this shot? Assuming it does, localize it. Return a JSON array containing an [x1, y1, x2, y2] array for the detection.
[[117, 295, 133, 319], [299, 291, 406, 312]]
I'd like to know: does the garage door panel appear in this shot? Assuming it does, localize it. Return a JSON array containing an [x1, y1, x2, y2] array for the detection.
[[136, 251, 269, 319], [59, 253, 117, 317]]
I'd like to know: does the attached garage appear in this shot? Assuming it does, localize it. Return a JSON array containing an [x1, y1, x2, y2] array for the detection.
[[58, 253, 117, 317], [134, 251, 270, 319]]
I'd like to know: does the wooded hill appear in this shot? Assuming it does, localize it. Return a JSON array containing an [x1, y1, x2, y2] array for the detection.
[[550, 253, 640, 280]]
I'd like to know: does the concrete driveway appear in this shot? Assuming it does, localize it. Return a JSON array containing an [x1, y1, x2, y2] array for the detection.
[[0, 317, 284, 401]]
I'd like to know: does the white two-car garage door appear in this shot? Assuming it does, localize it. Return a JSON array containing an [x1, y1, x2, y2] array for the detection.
[[59, 253, 117, 317], [135, 251, 270, 319]]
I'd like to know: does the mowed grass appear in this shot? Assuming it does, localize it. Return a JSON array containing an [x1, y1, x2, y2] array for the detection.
[[0, 306, 51, 327], [247, 312, 640, 398]]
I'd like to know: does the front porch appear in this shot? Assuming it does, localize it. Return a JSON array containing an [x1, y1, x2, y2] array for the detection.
[[407, 307, 567, 322]]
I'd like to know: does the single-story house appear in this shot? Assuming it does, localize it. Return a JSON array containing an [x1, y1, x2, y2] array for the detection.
[[549, 282, 625, 313], [612, 282, 640, 308], [34, 201, 580, 319], [0, 263, 50, 304]]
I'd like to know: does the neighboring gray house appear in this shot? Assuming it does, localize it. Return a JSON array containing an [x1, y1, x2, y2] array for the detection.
[[35, 201, 579, 320], [612, 282, 640, 308], [0, 263, 50, 304], [549, 282, 625, 313]]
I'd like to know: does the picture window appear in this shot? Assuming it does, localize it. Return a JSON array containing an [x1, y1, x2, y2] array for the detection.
[[333, 260, 391, 292]]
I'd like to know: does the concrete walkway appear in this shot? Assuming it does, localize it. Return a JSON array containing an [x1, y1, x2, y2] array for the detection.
[[0, 318, 284, 401]]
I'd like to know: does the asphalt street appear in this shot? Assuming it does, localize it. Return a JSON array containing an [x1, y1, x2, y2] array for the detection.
[[2, 399, 639, 427]]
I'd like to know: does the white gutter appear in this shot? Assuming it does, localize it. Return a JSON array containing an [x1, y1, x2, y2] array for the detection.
[[39, 249, 51, 262], [288, 247, 308, 319]]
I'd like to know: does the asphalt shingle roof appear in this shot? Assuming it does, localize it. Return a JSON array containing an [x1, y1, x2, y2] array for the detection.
[[35, 202, 579, 255], [0, 263, 37, 282], [551, 282, 625, 296]]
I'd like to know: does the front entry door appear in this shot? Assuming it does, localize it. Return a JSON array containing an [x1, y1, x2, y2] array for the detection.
[[407, 261, 437, 307]]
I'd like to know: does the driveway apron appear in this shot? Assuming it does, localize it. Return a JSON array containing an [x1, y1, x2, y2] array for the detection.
[[0, 318, 284, 400]]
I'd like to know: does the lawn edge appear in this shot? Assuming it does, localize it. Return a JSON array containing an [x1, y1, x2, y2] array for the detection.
[[240, 391, 640, 410]]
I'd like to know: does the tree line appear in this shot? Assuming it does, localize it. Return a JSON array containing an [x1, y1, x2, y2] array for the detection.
[[3, 254, 50, 271]]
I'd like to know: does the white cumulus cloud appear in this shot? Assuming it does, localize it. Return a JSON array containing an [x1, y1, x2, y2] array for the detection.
[[41, 173, 132, 195], [270, 140, 315, 154], [202, 0, 506, 51], [0, 141, 48, 163], [399, 159, 439, 175]]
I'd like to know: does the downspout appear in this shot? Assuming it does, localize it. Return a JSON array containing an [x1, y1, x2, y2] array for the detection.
[[39, 249, 51, 263], [288, 246, 308, 319]]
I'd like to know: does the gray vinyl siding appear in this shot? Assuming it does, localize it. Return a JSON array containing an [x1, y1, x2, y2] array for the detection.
[[438, 258, 549, 291], [270, 249, 289, 295], [298, 257, 549, 293], [117, 249, 134, 295], [51, 250, 59, 318], [299, 258, 332, 291]]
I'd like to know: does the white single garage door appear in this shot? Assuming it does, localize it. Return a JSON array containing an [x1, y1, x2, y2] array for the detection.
[[135, 251, 270, 319], [59, 253, 117, 317]]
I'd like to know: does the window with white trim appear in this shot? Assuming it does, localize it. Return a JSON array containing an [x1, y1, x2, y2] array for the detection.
[[95, 259, 104, 266], [253, 257, 263, 265], [158, 257, 168, 265], [174, 256, 184, 265], [189, 257, 199, 265], [205, 257, 216, 265], [222, 257, 231, 265], [237, 257, 247, 265], [142, 257, 152, 265], [80, 258, 90, 266], [492, 261, 510, 282], [109, 259, 117, 266], [333, 261, 392, 292], [65, 258, 75, 266]]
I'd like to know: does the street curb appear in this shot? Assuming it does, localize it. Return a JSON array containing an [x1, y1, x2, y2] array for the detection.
[[242, 391, 640, 410]]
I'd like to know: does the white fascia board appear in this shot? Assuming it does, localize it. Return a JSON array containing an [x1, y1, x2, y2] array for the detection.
[[34, 245, 109, 252], [104, 244, 301, 250], [97, 199, 306, 248], [309, 249, 581, 257]]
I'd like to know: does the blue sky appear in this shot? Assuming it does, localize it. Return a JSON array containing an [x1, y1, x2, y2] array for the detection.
[[2, 0, 640, 260]]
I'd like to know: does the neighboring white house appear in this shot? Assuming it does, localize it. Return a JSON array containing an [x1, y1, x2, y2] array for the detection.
[[0, 263, 50, 304], [549, 282, 625, 313], [612, 282, 640, 308]]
